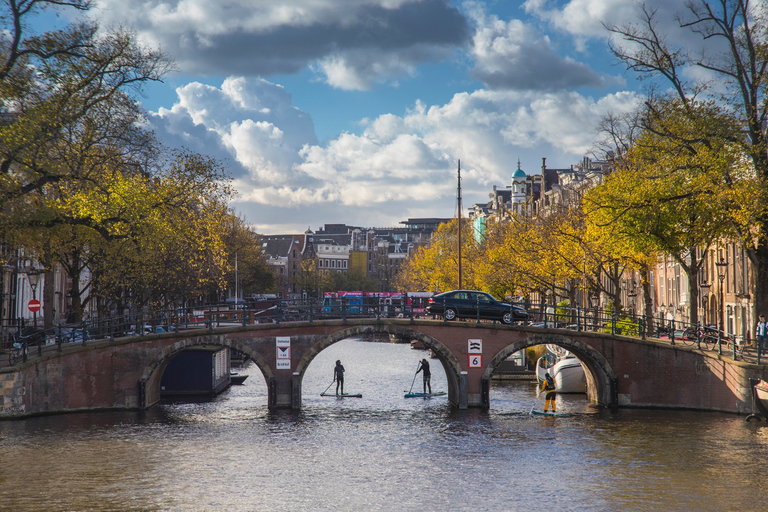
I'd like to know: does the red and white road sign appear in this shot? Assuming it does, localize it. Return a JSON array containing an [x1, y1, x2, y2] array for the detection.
[[27, 299, 41, 312]]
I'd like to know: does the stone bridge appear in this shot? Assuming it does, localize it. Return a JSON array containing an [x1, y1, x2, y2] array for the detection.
[[2, 319, 766, 418]]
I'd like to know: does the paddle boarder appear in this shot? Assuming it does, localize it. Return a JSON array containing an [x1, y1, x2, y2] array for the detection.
[[541, 372, 556, 413], [333, 360, 345, 395], [416, 358, 431, 395]]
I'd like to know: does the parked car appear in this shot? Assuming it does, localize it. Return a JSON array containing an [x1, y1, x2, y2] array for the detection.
[[426, 290, 528, 324]]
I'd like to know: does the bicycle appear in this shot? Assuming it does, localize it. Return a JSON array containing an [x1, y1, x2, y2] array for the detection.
[[679, 327, 699, 347], [8, 342, 26, 366]]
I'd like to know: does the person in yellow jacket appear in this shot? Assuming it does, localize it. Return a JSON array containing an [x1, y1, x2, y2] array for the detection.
[[541, 372, 557, 412]]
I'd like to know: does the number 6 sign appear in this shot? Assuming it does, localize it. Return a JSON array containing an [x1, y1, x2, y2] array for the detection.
[[468, 354, 482, 368]]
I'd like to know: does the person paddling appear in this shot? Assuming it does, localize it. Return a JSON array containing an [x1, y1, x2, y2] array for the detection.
[[416, 358, 431, 395], [541, 372, 556, 413], [333, 360, 345, 395]]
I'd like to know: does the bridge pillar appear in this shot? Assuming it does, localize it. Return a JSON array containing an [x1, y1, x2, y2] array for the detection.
[[459, 371, 468, 409], [292, 372, 302, 409]]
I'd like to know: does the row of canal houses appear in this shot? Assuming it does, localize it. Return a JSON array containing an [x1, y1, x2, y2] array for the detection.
[[260, 219, 450, 299], [469, 157, 755, 344]]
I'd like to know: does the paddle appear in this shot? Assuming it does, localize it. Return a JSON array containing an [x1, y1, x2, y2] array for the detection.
[[321, 380, 335, 396], [406, 362, 420, 394]]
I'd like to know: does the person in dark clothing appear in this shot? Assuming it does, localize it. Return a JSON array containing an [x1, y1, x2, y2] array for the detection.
[[416, 358, 431, 394], [334, 360, 345, 395], [756, 314, 767, 357], [541, 372, 556, 412]]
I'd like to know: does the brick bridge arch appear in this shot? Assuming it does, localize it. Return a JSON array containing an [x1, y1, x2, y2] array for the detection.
[[290, 323, 465, 408], [481, 333, 618, 407], [138, 333, 275, 410]]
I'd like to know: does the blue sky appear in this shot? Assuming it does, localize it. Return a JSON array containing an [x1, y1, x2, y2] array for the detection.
[[46, 0, 692, 234]]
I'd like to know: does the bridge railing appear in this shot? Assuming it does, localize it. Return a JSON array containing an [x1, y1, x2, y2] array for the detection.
[[2, 299, 761, 368]]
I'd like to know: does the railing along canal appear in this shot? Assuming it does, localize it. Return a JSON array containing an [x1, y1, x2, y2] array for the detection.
[[1, 298, 762, 368]]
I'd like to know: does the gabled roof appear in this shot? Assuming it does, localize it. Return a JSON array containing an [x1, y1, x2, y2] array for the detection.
[[261, 235, 302, 257]]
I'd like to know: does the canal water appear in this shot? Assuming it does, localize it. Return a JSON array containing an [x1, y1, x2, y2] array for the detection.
[[1, 338, 767, 511]]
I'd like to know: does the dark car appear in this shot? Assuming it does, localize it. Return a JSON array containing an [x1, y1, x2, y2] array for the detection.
[[426, 290, 528, 324]]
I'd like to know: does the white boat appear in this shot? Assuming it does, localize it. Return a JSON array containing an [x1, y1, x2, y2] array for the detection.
[[755, 379, 768, 406], [536, 345, 586, 394]]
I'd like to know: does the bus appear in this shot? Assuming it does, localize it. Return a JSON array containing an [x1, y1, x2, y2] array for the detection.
[[322, 292, 434, 317]]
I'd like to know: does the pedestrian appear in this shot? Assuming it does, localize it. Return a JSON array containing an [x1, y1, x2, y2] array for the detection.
[[756, 314, 768, 357], [333, 359, 345, 395], [416, 358, 431, 394], [541, 372, 557, 413]]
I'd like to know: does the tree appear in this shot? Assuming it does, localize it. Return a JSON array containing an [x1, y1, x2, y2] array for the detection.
[[62, 150, 233, 316], [0, 0, 171, 217], [586, 96, 748, 324], [606, 0, 768, 321], [293, 259, 323, 298], [394, 219, 479, 293], [221, 214, 275, 300]]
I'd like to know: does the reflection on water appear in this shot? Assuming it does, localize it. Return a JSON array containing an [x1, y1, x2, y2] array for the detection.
[[1, 338, 767, 511]]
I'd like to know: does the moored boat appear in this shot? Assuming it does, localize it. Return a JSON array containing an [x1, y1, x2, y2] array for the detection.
[[229, 371, 248, 385], [755, 379, 768, 405], [536, 345, 586, 393]]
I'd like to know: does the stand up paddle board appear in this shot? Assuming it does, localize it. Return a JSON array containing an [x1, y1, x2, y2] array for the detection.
[[320, 392, 362, 398], [404, 391, 447, 398], [530, 409, 570, 417]]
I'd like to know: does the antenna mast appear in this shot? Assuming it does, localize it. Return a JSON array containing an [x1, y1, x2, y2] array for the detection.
[[457, 160, 462, 290]]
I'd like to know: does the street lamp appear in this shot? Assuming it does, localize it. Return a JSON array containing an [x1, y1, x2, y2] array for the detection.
[[699, 282, 710, 325], [715, 257, 728, 355], [628, 283, 637, 319], [25, 267, 42, 329]]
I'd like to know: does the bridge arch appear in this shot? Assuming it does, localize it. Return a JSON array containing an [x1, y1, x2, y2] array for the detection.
[[138, 334, 274, 409], [292, 323, 464, 407], [481, 333, 618, 407]]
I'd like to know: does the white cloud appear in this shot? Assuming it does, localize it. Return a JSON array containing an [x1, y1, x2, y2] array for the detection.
[[465, 1, 607, 90], [148, 75, 643, 233], [150, 77, 318, 186]]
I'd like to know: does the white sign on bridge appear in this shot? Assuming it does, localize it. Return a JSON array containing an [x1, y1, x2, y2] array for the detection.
[[276, 336, 291, 369]]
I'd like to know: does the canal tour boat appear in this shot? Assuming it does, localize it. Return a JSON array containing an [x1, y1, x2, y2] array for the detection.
[[536, 345, 586, 394]]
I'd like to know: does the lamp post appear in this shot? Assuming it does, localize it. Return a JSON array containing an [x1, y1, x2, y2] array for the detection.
[[628, 282, 637, 319], [715, 258, 728, 356], [25, 267, 42, 329], [699, 282, 710, 326]]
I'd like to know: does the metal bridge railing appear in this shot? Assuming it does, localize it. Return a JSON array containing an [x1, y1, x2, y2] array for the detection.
[[1, 298, 759, 368]]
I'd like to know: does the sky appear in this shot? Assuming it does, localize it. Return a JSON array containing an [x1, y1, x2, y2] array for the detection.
[[56, 0, 698, 234]]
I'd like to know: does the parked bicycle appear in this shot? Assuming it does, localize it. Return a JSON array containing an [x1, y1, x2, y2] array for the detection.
[[8, 341, 26, 366]]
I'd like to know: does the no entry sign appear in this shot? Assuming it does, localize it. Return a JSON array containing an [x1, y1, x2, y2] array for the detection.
[[27, 299, 41, 312]]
